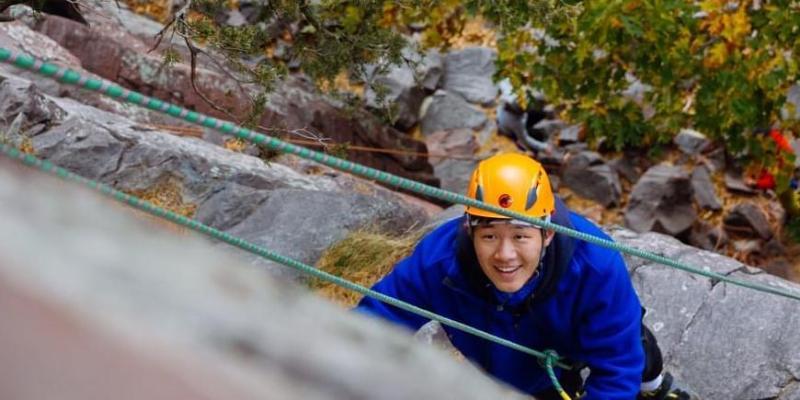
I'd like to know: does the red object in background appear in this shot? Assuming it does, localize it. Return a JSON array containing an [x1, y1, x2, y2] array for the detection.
[[769, 129, 793, 153], [753, 129, 794, 191], [755, 169, 776, 190]]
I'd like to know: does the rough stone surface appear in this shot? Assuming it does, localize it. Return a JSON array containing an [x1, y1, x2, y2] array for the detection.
[[624, 164, 697, 236], [562, 151, 622, 207], [674, 128, 710, 155], [0, 162, 527, 400], [723, 202, 773, 240], [688, 221, 728, 251], [724, 170, 757, 194], [442, 47, 498, 106], [420, 90, 488, 136], [0, 72, 429, 281], [364, 56, 426, 130], [424, 129, 479, 165], [558, 124, 582, 144], [610, 227, 800, 400], [690, 165, 722, 211], [609, 155, 642, 183], [32, 13, 437, 187]]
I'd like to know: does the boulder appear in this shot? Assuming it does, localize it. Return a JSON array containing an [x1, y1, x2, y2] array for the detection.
[[0, 161, 526, 400], [562, 151, 622, 207], [424, 128, 479, 165], [609, 155, 642, 183], [688, 221, 728, 251], [557, 123, 582, 145], [420, 90, 488, 136], [0, 72, 430, 282], [442, 47, 497, 106], [364, 54, 426, 130], [690, 165, 722, 211], [674, 128, 710, 155], [611, 228, 800, 400], [624, 164, 696, 236], [723, 202, 773, 240]]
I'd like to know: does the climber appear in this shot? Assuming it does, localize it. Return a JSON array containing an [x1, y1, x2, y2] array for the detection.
[[356, 153, 698, 399]]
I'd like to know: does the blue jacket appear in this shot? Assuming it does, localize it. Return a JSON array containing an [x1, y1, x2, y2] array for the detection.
[[356, 201, 644, 399]]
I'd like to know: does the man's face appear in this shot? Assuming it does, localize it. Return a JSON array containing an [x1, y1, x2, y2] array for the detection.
[[472, 222, 554, 293]]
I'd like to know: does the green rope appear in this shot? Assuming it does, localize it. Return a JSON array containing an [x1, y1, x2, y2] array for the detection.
[[1, 46, 796, 302], [0, 143, 572, 370], [543, 350, 572, 400]]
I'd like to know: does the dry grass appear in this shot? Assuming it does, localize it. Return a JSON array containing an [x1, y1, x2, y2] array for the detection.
[[124, 177, 197, 234], [311, 229, 423, 308]]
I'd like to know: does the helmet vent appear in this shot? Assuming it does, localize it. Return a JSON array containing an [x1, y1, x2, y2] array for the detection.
[[475, 185, 484, 202], [525, 186, 538, 210]]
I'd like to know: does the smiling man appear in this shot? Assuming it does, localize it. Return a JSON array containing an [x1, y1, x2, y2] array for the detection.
[[356, 153, 696, 399]]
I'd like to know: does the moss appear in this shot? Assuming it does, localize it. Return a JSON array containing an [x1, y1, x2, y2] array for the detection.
[[311, 229, 423, 308]]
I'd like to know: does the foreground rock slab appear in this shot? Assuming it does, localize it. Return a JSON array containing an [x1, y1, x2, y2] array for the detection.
[[0, 158, 527, 400]]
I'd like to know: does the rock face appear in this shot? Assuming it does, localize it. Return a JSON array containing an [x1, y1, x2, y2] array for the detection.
[[624, 164, 697, 236], [612, 228, 800, 400], [0, 161, 526, 400], [0, 72, 429, 281], [723, 202, 774, 240], [690, 165, 722, 211], [29, 12, 438, 187]]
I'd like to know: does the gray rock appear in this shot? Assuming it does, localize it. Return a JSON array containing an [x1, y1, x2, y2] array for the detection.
[[704, 146, 726, 172], [424, 129, 478, 165], [674, 128, 710, 155], [624, 164, 696, 236], [226, 189, 425, 280], [612, 227, 800, 400], [609, 156, 642, 183], [723, 202, 773, 240], [365, 57, 426, 130], [533, 119, 568, 139], [690, 165, 722, 211], [432, 158, 479, 197], [562, 151, 622, 207], [420, 90, 488, 136], [0, 72, 429, 282], [418, 49, 444, 92], [724, 170, 756, 194], [0, 160, 527, 400], [781, 83, 800, 120], [688, 221, 727, 251], [558, 124, 582, 144], [442, 47, 498, 106], [793, 138, 800, 168]]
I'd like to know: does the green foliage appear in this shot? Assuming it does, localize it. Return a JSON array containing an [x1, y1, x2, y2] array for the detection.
[[489, 1, 800, 171]]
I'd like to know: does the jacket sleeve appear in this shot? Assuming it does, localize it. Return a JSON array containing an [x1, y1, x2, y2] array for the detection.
[[577, 251, 645, 400], [354, 240, 436, 332]]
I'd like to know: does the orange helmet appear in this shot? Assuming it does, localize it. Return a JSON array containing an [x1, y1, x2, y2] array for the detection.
[[465, 153, 555, 222]]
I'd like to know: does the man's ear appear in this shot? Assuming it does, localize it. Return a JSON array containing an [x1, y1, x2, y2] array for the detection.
[[543, 230, 556, 247]]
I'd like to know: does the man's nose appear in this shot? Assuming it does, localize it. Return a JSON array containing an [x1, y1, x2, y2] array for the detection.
[[493, 239, 516, 261]]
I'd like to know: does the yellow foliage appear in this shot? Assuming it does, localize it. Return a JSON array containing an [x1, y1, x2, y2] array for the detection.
[[700, 2, 751, 45], [704, 42, 728, 69]]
